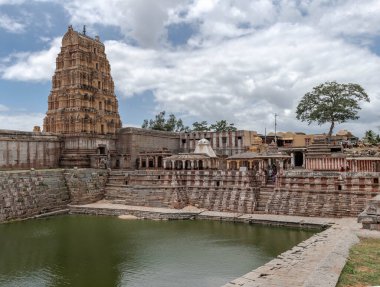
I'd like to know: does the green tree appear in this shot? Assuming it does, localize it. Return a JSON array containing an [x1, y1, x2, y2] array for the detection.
[[296, 81, 369, 137], [364, 130, 379, 145], [209, 120, 237, 132], [142, 111, 189, 132], [192, 121, 209, 131]]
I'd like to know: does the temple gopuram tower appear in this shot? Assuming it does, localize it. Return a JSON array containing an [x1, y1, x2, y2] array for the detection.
[[43, 25, 122, 134]]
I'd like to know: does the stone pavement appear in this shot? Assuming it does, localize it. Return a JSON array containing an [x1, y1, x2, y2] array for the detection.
[[69, 201, 380, 287], [222, 218, 359, 287]]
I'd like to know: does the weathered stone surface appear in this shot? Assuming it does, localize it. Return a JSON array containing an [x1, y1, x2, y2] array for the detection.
[[43, 26, 121, 135], [0, 169, 69, 221], [0, 130, 61, 169], [64, 168, 108, 204], [358, 194, 380, 230], [0, 168, 107, 222], [105, 170, 260, 213], [104, 170, 377, 217]]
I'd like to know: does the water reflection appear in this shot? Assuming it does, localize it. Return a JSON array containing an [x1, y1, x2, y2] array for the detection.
[[0, 216, 316, 287]]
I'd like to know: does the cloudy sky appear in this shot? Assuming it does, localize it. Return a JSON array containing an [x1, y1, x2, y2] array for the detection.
[[1, 0, 380, 136]]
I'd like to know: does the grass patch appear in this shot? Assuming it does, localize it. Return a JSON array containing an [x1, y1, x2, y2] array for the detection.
[[337, 237, 380, 287]]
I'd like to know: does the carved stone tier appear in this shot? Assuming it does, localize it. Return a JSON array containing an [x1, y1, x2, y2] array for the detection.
[[43, 25, 122, 135]]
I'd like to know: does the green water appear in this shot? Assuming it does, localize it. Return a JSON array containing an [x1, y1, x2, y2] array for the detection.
[[0, 216, 316, 287]]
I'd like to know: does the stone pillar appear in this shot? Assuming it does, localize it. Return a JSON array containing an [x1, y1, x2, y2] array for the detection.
[[139, 156, 142, 169], [171, 160, 175, 170], [302, 152, 305, 168], [154, 156, 158, 168], [279, 160, 284, 173], [163, 160, 167, 169], [145, 158, 149, 169], [191, 160, 194, 169], [290, 152, 295, 168]]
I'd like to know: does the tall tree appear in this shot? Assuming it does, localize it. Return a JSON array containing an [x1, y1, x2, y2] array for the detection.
[[192, 121, 209, 131], [296, 81, 369, 137], [142, 111, 189, 132], [209, 120, 237, 132]]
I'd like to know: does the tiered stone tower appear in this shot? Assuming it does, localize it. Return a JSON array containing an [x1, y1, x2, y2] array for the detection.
[[43, 25, 122, 134]]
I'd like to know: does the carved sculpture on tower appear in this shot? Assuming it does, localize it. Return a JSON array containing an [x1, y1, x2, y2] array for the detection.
[[43, 25, 122, 134]]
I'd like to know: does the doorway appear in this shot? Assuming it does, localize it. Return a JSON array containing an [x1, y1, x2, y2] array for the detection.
[[294, 151, 303, 167]]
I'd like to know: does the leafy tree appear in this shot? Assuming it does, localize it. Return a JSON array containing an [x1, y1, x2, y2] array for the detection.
[[296, 81, 369, 137], [142, 111, 189, 132], [363, 130, 379, 145], [192, 121, 209, 131], [209, 120, 237, 132]]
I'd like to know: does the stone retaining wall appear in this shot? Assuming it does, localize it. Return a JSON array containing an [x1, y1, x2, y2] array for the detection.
[[271, 171, 379, 217], [106, 170, 259, 213], [106, 170, 378, 217], [265, 188, 370, 217], [64, 168, 108, 204], [0, 168, 108, 222]]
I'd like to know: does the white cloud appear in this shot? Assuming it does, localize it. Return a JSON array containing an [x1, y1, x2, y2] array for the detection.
[[0, 0, 25, 5], [106, 22, 380, 136], [311, 0, 380, 37], [59, 0, 380, 48], [2, 0, 380, 137], [62, 0, 189, 48], [1, 37, 60, 81], [0, 13, 25, 33], [0, 112, 44, 131]]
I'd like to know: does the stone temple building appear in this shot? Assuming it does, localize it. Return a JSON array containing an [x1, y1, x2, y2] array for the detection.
[[43, 25, 121, 135]]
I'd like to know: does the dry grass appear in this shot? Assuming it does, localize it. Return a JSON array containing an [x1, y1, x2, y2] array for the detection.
[[337, 238, 380, 287]]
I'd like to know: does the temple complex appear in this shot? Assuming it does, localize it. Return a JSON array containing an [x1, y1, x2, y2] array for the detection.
[[0, 26, 380, 232], [43, 25, 121, 135]]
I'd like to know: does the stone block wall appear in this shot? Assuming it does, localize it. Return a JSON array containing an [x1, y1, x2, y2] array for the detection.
[[276, 171, 380, 192], [105, 170, 259, 213], [64, 168, 108, 205], [267, 171, 380, 217], [186, 186, 256, 213], [0, 168, 108, 222], [106, 169, 378, 217], [0, 130, 61, 169], [265, 189, 370, 217], [116, 128, 180, 169], [0, 170, 69, 222], [60, 134, 117, 168]]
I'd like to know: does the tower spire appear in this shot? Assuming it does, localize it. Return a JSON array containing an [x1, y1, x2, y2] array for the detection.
[[83, 25, 86, 35]]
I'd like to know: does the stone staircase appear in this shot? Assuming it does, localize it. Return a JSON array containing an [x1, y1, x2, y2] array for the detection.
[[60, 149, 96, 168], [103, 170, 261, 212], [255, 185, 275, 213], [104, 170, 181, 208]]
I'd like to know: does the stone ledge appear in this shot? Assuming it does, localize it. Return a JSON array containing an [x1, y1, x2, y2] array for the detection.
[[222, 220, 360, 287]]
